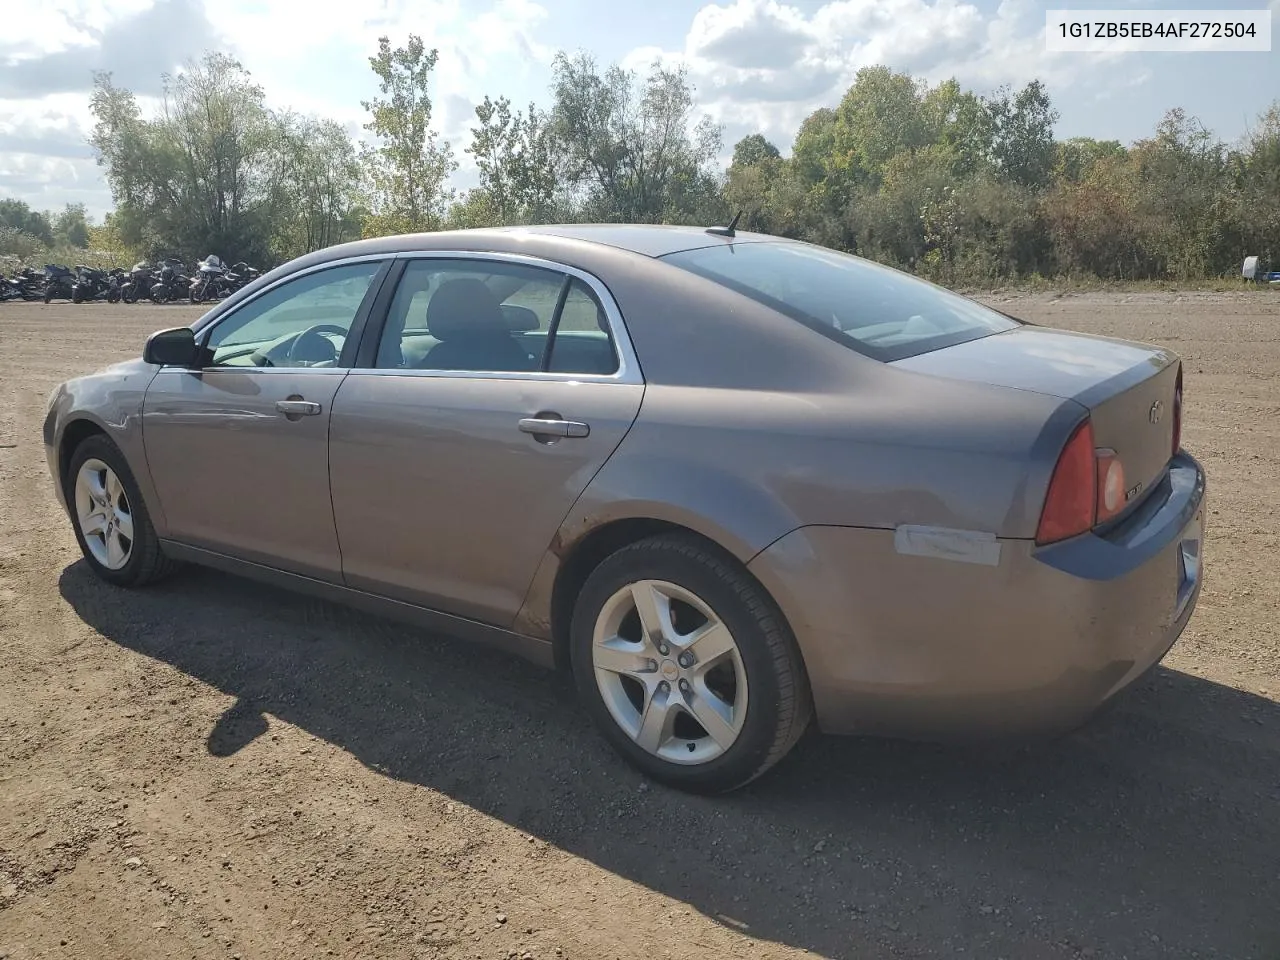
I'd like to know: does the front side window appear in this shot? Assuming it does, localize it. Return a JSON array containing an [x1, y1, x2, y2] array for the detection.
[[204, 261, 384, 368], [661, 241, 1021, 362], [375, 259, 618, 375]]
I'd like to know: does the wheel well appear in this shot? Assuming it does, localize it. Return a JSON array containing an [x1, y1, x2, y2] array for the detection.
[[549, 518, 740, 669], [58, 419, 107, 495]]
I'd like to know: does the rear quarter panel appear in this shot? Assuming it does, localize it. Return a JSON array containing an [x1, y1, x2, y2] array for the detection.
[[514, 366, 1081, 641]]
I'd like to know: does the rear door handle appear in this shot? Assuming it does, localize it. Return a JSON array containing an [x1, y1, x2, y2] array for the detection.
[[276, 399, 321, 417], [518, 417, 590, 438]]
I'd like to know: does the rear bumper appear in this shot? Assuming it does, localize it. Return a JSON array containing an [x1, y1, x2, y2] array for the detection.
[[748, 453, 1206, 739]]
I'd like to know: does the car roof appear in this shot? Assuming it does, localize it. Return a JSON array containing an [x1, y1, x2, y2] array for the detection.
[[482, 223, 778, 258], [305, 223, 782, 263]]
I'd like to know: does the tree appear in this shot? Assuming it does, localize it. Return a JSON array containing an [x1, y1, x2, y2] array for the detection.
[[731, 134, 780, 168], [1053, 137, 1126, 184], [89, 54, 280, 262], [360, 34, 458, 236], [54, 203, 91, 248], [985, 80, 1059, 189], [922, 79, 993, 178], [271, 113, 363, 257], [832, 66, 931, 186], [466, 95, 559, 223], [0, 199, 54, 245], [1236, 101, 1280, 261], [549, 52, 722, 223]]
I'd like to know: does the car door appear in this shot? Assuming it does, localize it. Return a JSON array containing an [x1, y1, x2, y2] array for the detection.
[[328, 253, 645, 627], [141, 257, 391, 581]]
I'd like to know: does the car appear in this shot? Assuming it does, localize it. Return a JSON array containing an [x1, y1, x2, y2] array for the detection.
[[42, 223, 1206, 793]]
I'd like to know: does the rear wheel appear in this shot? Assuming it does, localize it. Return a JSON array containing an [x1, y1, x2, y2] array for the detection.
[[67, 435, 179, 587], [570, 533, 812, 793]]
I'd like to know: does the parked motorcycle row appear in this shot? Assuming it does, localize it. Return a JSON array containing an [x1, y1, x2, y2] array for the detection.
[[0, 255, 262, 305]]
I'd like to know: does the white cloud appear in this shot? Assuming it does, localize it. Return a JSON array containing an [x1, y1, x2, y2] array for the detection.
[[0, 0, 552, 214], [626, 0, 1155, 155]]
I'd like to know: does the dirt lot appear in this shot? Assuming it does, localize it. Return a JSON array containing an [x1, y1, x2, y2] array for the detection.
[[1, 293, 1278, 960]]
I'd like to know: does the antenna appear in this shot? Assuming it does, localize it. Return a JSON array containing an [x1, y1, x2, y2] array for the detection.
[[705, 209, 742, 238]]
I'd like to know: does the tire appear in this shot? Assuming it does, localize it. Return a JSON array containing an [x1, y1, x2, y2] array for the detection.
[[44, 288, 52, 304], [570, 532, 812, 794], [65, 434, 179, 588]]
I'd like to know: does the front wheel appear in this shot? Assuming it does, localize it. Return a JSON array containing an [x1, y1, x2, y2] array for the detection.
[[66, 434, 179, 587], [570, 533, 812, 794]]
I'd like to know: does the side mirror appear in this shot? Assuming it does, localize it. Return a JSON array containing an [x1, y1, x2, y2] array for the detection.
[[143, 326, 202, 367]]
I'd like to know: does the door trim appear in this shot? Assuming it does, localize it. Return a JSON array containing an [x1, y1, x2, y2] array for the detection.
[[159, 539, 557, 669]]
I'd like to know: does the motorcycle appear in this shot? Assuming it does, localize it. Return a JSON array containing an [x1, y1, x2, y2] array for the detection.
[[71, 265, 123, 304], [1, 267, 44, 301], [188, 254, 233, 303], [149, 258, 191, 303], [225, 261, 261, 291], [43, 264, 75, 303], [119, 262, 155, 304]]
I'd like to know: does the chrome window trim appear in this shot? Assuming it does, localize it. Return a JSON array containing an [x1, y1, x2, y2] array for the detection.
[[164, 249, 645, 385], [154, 366, 351, 376]]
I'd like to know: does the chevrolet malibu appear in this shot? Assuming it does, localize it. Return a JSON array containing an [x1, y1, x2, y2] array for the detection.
[[43, 224, 1206, 793]]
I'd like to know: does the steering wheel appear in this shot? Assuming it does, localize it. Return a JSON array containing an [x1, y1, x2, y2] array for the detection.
[[285, 324, 348, 366]]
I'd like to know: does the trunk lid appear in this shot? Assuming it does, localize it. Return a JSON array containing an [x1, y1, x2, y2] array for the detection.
[[892, 326, 1181, 514]]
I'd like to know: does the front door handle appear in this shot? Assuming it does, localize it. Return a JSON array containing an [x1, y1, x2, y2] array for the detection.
[[276, 399, 321, 417], [518, 417, 590, 439]]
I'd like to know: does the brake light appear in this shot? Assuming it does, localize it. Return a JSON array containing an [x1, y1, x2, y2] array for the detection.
[[1172, 366, 1183, 455], [1036, 419, 1097, 545]]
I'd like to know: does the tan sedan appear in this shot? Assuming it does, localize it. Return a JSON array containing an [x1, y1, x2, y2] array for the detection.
[[43, 224, 1206, 792]]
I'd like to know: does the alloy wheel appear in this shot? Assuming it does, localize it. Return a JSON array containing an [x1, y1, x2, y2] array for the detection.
[[74, 458, 134, 570], [591, 579, 748, 765]]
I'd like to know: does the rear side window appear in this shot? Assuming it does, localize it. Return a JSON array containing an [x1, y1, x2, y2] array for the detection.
[[374, 259, 619, 376], [661, 241, 1020, 362]]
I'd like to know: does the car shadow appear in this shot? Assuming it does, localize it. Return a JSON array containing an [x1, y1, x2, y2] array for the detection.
[[59, 561, 1280, 960]]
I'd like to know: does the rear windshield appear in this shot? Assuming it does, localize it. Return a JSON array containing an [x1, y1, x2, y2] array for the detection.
[[661, 241, 1021, 362]]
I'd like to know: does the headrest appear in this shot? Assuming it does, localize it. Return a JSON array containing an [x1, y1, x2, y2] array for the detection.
[[500, 304, 540, 331], [426, 278, 509, 341]]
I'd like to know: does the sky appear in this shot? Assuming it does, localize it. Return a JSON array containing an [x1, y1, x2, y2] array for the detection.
[[1, 0, 1278, 219]]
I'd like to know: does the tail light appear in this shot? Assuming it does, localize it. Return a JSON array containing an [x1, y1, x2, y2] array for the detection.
[[1172, 366, 1183, 455], [1036, 417, 1133, 545], [1036, 419, 1097, 545]]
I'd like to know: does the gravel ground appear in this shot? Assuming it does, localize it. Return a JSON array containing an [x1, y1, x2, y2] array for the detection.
[[1, 292, 1278, 960]]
